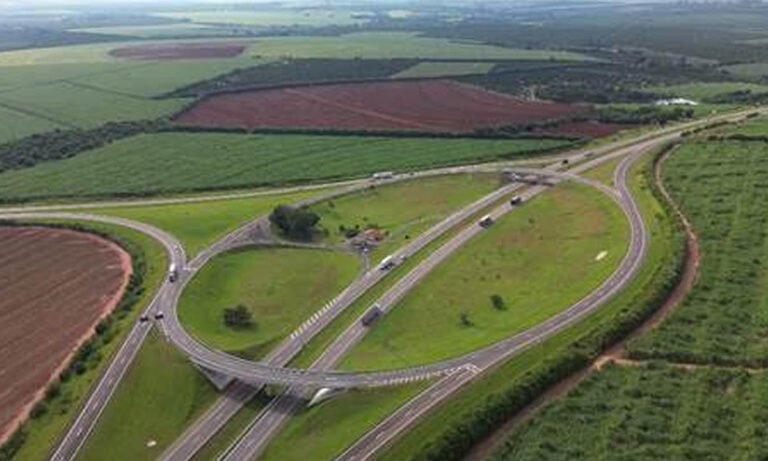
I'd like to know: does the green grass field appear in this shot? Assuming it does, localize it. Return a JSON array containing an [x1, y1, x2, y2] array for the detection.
[[312, 173, 500, 263], [9, 221, 167, 461], [494, 364, 768, 460], [244, 32, 593, 61], [723, 62, 768, 79], [0, 104, 63, 145], [393, 61, 496, 78], [69, 23, 223, 39], [0, 132, 569, 202], [260, 383, 428, 461], [718, 114, 768, 136], [90, 188, 324, 257], [178, 247, 360, 358], [153, 9, 367, 27], [341, 181, 629, 370], [630, 140, 768, 365], [648, 81, 768, 101], [77, 329, 218, 461], [379, 148, 683, 461]]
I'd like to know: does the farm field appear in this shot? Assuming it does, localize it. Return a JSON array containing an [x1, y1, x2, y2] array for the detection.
[[647, 81, 768, 101], [0, 132, 568, 202], [90, 188, 323, 257], [392, 61, 496, 78], [0, 105, 63, 145], [110, 42, 248, 60], [341, 181, 629, 370], [630, 140, 768, 365], [718, 114, 768, 136], [378, 147, 684, 461], [175, 80, 589, 133], [177, 247, 360, 358], [723, 62, 768, 79], [77, 329, 218, 461], [153, 9, 368, 27], [494, 364, 768, 460], [311, 173, 500, 262], [260, 383, 428, 461], [69, 23, 223, 39], [3, 221, 166, 461], [0, 226, 130, 442]]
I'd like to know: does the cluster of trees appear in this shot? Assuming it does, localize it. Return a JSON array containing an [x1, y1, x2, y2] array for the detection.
[[596, 105, 694, 125], [269, 205, 321, 241], [223, 304, 254, 329], [0, 222, 148, 460], [412, 147, 688, 461], [166, 58, 419, 98], [0, 120, 164, 173], [704, 89, 768, 104]]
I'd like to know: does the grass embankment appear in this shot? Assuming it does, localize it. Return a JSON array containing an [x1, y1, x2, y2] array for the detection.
[[493, 364, 768, 460], [178, 247, 359, 359], [341, 182, 629, 370], [630, 140, 768, 365], [77, 330, 217, 461], [378, 150, 685, 461], [259, 383, 429, 461], [91, 188, 323, 257], [3, 221, 166, 461], [0, 132, 570, 202], [312, 173, 500, 263]]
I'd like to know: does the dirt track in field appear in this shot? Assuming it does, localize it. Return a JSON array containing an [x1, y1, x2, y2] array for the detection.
[[174, 79, 600, 134], [0, 226, 131, 443]]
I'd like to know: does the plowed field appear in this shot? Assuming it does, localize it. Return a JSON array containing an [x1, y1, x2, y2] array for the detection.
[[175, 80, 589, 134], [110, 42, 247, 60], [0, 227, 131, 442]]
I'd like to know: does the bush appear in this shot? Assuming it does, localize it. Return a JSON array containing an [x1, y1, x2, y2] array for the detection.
[[223, 304, 254, 329], [490, 294, 506, 310]]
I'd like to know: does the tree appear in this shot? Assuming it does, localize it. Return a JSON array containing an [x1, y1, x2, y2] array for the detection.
[[490, 294, 506, 310], [269, 205, 321, 241], [223, 304, 253, 329]]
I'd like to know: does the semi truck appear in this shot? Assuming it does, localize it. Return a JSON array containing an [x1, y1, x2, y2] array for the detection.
[[379, 255, 396, 270], [372, 171, 395, 180]]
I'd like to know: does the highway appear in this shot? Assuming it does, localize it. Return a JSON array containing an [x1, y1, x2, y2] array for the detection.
[[0, 107, 757, 461], [334, 139, 652, 461]]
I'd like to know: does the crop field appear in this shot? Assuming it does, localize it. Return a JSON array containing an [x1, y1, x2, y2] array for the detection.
[[69, 23, 222, 39], [494, 364, 768, 460], [723, 62, 768, 80], [630, 140, 768, 366], [175, 80, 588, 133], [0, 132, 568, 202], [647, 81, 768, 101], [178, 247, 360, 358], [0, 226, 130, 442], [110, 42, 248, 60], [718, 114, 768, 136], [77, 329, 217, 461], [90, 189, 323, 257], [260, 383, 428, 461], [312, 173, 500, 260], [341, 182, 629, 370], [0, 105, 63, 145], [152, 9, 367, 27], [392, 61, 496, 78]]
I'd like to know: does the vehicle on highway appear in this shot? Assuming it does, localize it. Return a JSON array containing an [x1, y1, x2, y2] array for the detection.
[[478, 215, 494, 228], [510, 196, 523, 206], [361, 304, 383, 327], [372, 171, 395, 180], [154, 311, 165, 320], [379, 255, 396, 271], [168, 263, 179, 283], [139, 314, 150, 323]]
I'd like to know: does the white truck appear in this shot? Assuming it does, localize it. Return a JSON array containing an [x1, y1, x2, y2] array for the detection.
[[478, 215, 494, 228], [168, 263, 179, 283], [378, 255, 396, 271], [372, 171, 395, 180]]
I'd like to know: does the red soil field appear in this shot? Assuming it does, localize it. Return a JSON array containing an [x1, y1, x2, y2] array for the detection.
[[0, 227, 131, 443], [110, 42, 247, 60], [175, 80, 593, 134]]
